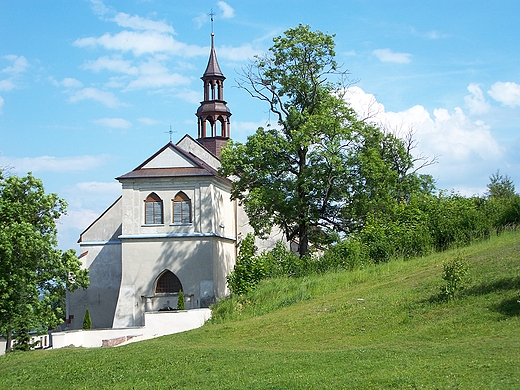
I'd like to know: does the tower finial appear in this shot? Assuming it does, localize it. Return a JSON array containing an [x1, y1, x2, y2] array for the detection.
[[165, 125, 175, 142], [208, 9, 215, 34]]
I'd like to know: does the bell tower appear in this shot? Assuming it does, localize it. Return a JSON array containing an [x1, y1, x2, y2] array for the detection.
[[196, 33, 232, 159]]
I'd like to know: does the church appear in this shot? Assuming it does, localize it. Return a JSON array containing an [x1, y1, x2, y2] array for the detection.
[[66, 34, 275, 330]]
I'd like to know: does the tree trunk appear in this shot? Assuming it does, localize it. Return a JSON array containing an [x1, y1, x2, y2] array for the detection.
[[298, 221, 309, 257], [6, 330, 12, 353]]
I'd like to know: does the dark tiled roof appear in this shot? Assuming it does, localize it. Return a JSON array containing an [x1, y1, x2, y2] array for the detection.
[[115, 141, 231, 184], [203, 33, 224, 78], [116, 167, 214, 179]]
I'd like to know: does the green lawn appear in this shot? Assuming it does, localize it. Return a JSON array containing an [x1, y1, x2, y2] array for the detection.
[[1, 231, 519, 389]]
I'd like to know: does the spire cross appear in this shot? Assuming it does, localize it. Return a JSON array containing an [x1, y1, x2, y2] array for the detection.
[[208, 9, 215, 33], [165, 125, 175, 142]]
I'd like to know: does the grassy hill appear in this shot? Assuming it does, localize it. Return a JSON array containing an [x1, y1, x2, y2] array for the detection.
[[1, 231, 519, 389]]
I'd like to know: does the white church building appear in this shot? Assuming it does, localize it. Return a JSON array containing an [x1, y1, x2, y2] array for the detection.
[[66, 34, 275, 330]]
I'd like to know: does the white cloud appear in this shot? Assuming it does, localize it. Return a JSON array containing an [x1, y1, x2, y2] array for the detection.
[[0, 79, 16, 91], [233, 120, 272, 139], [0, 154, 111, 173], [217, 1, 235, 19], [124, 59, 190, 90], [193, 13, 207, 29], [50, 77, 83, 89], [59, 208, 101, 235], [69, 87, 128, 108], [218, 43, 260, 61], [74, 31, 202, 57], [112, 12, 175, 33], [104, 76, 128, 88], [488, 81, 520, 108], [175, 89, 200, 104], [2, 55, 29, 74], [343, 87, 503, 193], [88, 0, 110, 17], [464, 83, 490, 115], [0, 95, 3, 113], [341, 87, 385, 120], [411, 27, 448, 40], [94, 117, 132, 129], [138, 117, 159, 125], [61, 77, 83, 88], [81, 55, 139, 75], [373, 48, 412, 64], [58, 179, 122, 250], [75, 181, 120, 192], [0, 55, 29, 91]]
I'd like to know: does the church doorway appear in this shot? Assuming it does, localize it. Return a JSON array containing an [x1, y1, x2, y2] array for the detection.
[[147, 270, 185, 311]]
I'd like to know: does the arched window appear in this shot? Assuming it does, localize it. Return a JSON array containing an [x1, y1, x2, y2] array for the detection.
[[144, 193, 163, 224], [173, 191, 191, 224], [155, 270, 183, 294]]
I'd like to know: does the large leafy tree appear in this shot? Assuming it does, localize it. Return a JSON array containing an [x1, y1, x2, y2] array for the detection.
[[221, 25, 431, 257], [0, 172, 89, 351]]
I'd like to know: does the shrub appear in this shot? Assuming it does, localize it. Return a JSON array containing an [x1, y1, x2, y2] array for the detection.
[[261, 240, 300, 277], [82, 308, 92, 330], [319, 238, 369, 271], [500, 195, 520, 227], [440, 254, 469, 300], [227, 233, 266, 295], [177, 290, 185, 310]]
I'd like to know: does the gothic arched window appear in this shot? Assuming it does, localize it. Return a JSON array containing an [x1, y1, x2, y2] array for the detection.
[[144, 192, 163, 225], [173, 191, 191, 224], [155, 270, 183, 294]]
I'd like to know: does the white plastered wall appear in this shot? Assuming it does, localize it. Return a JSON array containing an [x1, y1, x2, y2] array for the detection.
[[67, 198, 123, 330]]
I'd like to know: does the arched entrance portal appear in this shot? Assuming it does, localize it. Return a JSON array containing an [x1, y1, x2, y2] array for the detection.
[[148, 270, 185, 311]]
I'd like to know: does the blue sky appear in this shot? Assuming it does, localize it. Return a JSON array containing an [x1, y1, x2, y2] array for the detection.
[[1, 0, 519, 251]]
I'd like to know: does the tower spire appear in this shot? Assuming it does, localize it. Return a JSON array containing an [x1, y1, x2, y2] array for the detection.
[[195, 30, 232, 159]]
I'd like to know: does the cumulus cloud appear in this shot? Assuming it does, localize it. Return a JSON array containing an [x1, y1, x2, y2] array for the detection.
[[488, 81, 520, 108], [58, 179, 122, 250], [342, 86, 503, 194], [373, 48, 412, 64], [218, 43, 260, 61], [93, 117, 132, 129], [88, 0, 110, 17], [345, 86, 501, 161], [233, 120, 273, 138], [218, 1, 235, 19], [175, 89, 200, 104], [0, 154, 111, 173], [81, 55, 139, 75], [61, 78, 83, 88], [0, 55, 29, 91], [124, 59, 190, 90], [0, 79, 16, 91], [193, 13, 208, 29], [74, 31, 204, 57], [138, 117, 159, 125], [58, 208, 101, 235], [69, 87, 128, 108], [464, 83, 490, 115], [50, 77, 83, 89], [2, 54, 29, 74], [112, 12, 175, 33]]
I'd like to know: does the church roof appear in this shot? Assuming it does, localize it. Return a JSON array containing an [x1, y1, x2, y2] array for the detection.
[[202, 33, 224, 79], [116, 141, 230, 183]]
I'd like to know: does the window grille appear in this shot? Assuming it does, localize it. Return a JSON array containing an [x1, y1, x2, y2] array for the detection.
[[173, 192, 192, 224], [144, 193, 163, 224], [155, 271, 182, 293]]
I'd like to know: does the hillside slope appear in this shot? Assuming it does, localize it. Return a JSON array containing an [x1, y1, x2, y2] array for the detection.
[[1, 231, 519, 389]]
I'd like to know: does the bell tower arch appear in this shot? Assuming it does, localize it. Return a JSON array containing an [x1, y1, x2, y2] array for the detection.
[[196, 33, 232, 158]]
